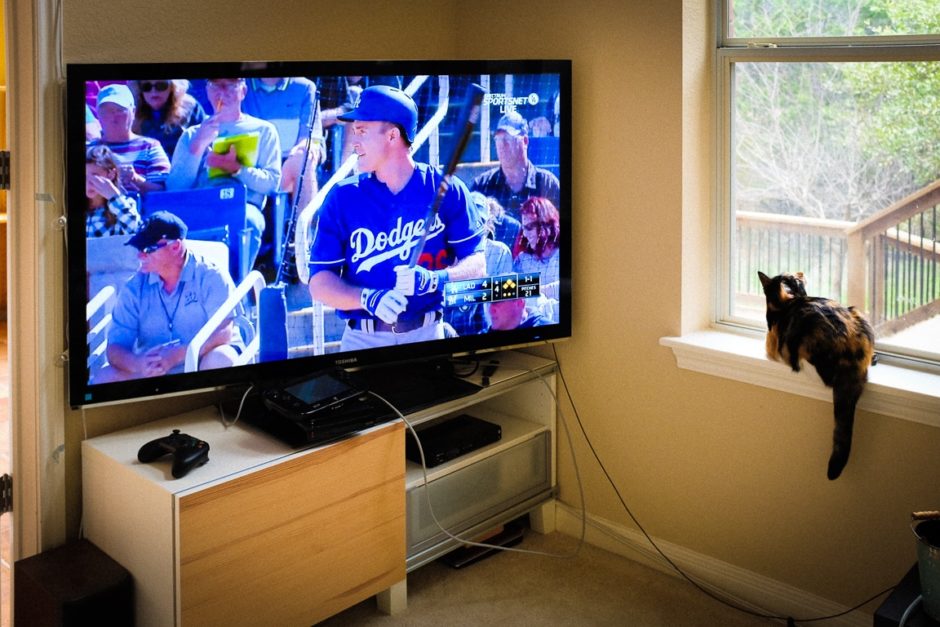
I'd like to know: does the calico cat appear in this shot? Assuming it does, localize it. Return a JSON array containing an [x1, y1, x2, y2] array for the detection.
[[757, 271, 875, 480]]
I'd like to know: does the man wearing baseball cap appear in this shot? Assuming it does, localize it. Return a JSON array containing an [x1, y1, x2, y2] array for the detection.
[[470, 110, 560, 220], [86, 83, 171, 194], [95, 211, 244, 382], [307, 85, 486, 350]]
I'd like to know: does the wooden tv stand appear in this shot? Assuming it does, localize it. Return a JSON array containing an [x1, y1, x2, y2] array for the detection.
[[82, 351, 556, 626]]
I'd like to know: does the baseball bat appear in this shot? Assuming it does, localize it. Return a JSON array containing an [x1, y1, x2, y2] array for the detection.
[[407, 83, 487, 268]]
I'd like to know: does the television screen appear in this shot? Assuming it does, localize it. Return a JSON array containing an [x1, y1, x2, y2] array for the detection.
[[68, 59, 571, 407]]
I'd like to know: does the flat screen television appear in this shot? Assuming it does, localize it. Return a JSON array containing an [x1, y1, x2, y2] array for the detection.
[[67, 59, 571, 409]]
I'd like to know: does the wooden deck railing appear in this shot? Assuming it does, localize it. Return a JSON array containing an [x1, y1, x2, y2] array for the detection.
[[737, 179, 940, 334], [736, 211, 854, 301], [845, 179, 940, 333]]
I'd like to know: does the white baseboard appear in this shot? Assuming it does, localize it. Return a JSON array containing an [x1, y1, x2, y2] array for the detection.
[[553, 503, 871, 627]]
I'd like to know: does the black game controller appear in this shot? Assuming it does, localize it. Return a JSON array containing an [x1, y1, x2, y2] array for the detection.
[[137, 429, 210, 479]]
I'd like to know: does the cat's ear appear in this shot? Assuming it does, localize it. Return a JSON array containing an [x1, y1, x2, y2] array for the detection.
[[793, 272, 807, 292], [758, 271, 771, 289]]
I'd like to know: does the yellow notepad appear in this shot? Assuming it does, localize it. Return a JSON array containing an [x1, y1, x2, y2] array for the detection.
[[208, 133, 260, 179]]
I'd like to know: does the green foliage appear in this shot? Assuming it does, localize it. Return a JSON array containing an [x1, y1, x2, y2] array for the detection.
[[867, 0, 940, 34], [730, 0, 893, 37], [730, 0, 940, 219], [845, 1, 940, 183], [845, 61, 940, 184]]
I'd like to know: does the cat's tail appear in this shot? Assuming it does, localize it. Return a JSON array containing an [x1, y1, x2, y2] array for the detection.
[[827, 375, 865, 480]]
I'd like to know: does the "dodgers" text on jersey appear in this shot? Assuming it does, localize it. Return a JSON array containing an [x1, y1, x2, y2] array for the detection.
[[350, 214, 446, 273]]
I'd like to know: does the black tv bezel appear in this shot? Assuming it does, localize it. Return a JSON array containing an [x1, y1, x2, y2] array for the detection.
[[67, 58, 572, 408]]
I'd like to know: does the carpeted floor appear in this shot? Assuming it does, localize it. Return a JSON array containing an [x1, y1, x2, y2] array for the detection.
[[318, 529, 778, 626]]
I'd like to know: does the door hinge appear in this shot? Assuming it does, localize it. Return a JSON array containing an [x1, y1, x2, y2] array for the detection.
[[0, 473, 10, 514], [0, 150, 9, 190]]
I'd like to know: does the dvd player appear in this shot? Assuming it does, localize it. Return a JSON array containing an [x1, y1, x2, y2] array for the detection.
[[406, 414, 502, 468]]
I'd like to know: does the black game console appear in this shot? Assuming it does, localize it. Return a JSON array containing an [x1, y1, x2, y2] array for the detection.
[[260, 368, 365, 421], [406, 414, 502, 468], [247, 394, 397, 448], [137, 429, 210, 479], [245, 371, 398, 448]]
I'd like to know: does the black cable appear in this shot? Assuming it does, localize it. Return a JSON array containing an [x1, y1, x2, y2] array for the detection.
[[551, 344, 894, 625], [449, 356, 480, 378]]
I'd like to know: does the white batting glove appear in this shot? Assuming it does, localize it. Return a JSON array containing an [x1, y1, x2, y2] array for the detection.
[[360, 288, 408, 324], [394, 264, 448, 296]]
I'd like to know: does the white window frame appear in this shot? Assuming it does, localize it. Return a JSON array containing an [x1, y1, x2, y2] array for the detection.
[[661, 1, 940, 427]]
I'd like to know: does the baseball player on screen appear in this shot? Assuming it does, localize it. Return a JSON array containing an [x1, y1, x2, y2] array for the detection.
[[307, 85, 485, 351]]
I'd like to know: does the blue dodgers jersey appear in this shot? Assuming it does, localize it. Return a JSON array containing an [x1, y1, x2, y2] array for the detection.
[[309, 163, 484, 320]]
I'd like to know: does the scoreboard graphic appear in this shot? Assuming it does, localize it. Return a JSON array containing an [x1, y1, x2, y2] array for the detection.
[[443, 273, 541, 308]]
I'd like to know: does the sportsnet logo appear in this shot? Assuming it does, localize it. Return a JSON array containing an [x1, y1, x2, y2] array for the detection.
[[484, 92, 540, 114]]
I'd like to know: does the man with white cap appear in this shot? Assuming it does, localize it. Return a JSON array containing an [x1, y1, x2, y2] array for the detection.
[[87, 83, 171, 194]]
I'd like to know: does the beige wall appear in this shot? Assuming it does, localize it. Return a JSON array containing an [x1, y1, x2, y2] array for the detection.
[[54, 0, 940, 613]]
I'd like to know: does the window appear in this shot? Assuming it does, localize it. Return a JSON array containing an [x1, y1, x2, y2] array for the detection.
[[718, 0, 940, 366]]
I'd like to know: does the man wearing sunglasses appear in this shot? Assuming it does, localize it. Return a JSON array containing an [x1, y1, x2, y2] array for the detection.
[[95, 211, 244, 383]]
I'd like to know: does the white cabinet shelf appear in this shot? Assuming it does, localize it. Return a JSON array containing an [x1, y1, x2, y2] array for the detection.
[[81, 350, 556, 624], [83, 415, 405, 627], [400, 351, 557, 570]]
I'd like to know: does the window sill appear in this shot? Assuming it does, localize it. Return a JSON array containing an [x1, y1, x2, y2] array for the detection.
[[659, 329, 940, 428]]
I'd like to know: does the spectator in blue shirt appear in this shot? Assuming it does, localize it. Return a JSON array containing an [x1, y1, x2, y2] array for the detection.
[[167, 77, 281, 272], [242, 76, 323, 207], [95, 212, 244, 382]]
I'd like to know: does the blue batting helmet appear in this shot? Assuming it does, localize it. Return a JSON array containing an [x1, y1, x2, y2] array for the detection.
[[338, 85, 418, 143]]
